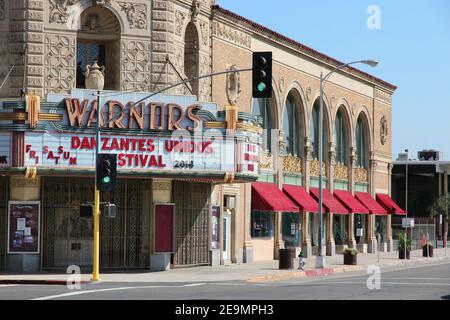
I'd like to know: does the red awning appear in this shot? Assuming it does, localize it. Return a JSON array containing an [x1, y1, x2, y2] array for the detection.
[[252, 182, 299, 212], [283, 185, 320, 213], [334, 190, 369, 214], [376, 194, 407, 215], [355, 192, 388, 215], [310, 188, 349, 214]]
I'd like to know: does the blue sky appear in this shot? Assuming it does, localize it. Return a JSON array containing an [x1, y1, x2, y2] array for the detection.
[[217, 0, 450, 160]]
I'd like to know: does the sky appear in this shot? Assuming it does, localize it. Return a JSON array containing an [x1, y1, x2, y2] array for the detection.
[[217, 0, 450, 160]]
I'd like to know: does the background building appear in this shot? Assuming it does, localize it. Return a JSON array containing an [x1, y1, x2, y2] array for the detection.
[[0, 0, 398, 272]]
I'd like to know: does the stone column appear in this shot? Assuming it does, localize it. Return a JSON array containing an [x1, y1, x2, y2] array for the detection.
[[273, 129, 286, 260], [243, 182, 254, 263], [347, 147, 357, 248], [304, 137, 313, 190], [302, 211, 312, 257], [387, 163, 394, 251], [326, 142, 336, 256], [326, 212, 335, 256], [368, 154, 378, 253], [7, 176, 41, 272]]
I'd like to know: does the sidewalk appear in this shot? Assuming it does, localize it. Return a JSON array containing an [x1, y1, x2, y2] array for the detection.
[[0, 248, 448, 285]]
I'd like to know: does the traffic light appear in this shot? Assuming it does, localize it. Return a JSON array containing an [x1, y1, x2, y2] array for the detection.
[[96, 154, 117, 191], [252, 51, 272, 98], [80, 204, 94, 218]]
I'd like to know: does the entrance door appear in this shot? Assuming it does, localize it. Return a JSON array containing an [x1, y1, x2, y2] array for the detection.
[[173, 182, 211, 267], [223, 212, 231, 262], [42, 177, 150, 269]]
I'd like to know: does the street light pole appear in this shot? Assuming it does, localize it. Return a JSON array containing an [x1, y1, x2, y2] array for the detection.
[[316, 60, 379, 269], [92, 90, 101, 281], [405, 149, 409, 259]]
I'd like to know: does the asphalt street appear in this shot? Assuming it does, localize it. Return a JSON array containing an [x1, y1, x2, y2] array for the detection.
[[1, 261, 450, 300]]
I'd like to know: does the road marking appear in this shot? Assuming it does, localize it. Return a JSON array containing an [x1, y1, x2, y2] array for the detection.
[[33, 283, 206, 300], [0, 285, 19, 288], [322, 281, 450, 287], [183, 283, 206, 287]]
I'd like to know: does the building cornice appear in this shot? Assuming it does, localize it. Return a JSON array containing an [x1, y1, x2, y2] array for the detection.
[[212, 5, 397, 93]]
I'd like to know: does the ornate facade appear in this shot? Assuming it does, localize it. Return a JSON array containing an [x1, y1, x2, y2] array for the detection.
[[0, 1, 396, 269]]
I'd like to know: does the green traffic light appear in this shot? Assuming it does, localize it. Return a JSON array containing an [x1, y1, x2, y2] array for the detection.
[[103, 176, 111, 184], [257, 82, 267, 92]]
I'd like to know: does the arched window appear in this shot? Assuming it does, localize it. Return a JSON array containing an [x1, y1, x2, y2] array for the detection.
[[184, 22, 200, 97], [252, 98, 272, 152], [76, 6, 120, 90], [282, 93, 300, 157], [310, 100, 328, 161], [356, 116, 368, 168], [335, 109, 348, 165]]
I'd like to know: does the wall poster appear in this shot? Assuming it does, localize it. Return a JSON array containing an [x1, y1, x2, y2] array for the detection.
[[8, 201, 40, 254], [211, 205, 221, 250]]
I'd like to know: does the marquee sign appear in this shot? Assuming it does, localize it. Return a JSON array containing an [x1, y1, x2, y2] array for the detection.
[[23, 90, 260, 177], [0, 132, 11, 167]]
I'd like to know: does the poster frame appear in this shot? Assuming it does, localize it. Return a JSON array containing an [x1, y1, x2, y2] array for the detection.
[[7, 201, 41, 254]]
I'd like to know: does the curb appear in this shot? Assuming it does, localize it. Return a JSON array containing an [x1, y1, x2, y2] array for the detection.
[[0, 280, 90, 285]]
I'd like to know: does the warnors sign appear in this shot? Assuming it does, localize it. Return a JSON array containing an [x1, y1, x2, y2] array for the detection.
[[24, 90, 260, 177]]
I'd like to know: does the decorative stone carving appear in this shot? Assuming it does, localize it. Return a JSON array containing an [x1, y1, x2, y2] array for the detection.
[[374, 88, 392, 104], [278, 130, 286, 156], [93, 0, 111, 5], [380, 115, 388, 145], [260, 151, 273, 170], [282, 155, 302, 174], [175, 10, 186, 36], [199, 54, 211, 101], [118, 2, 147, 29], [212, 22, 251, 49], [334, 163, 348, 180], [199, 20, 209, 46], [153, 180, 171, 191], [85, 60, 105, 90], [191, 0, 201, 23], [306, 86, 312, 101], [331, 94, 336, 109], [304, 138, 313, 161], [279, 76, 285, 93], [82, 14, 101, 33], [49, 0, 77, 24], [11, 176, 40, 188], [0, 0, 5, 20], [226, 64, 241, 106], [121, 39, 151, 92], [355, 167, 368, 183], [310, 159, 327, 178], [44, 33, 76, 95]]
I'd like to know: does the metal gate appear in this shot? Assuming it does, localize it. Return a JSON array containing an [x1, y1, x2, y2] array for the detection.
[[0, 176, 8, 271], [42, 177, 150, 270], [173, 182, 211, 267]]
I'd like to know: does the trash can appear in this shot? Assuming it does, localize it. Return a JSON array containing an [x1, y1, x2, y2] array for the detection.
[[423, 244, 434, 257], [279, 247, 295, 269]]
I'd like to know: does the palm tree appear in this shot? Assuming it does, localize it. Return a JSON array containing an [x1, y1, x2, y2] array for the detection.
[[429, 193, 449, 246]]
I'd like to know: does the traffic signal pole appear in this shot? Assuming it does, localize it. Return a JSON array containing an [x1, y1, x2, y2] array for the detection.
[[92, 90, 101, 282]]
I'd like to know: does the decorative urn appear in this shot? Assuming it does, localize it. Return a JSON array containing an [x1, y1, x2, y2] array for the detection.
[[85, 60, 105, 91]]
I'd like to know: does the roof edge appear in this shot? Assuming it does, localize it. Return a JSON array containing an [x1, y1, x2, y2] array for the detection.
[[212, 5, 398, 92]]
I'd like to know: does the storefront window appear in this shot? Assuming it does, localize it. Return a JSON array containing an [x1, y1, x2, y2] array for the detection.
[[376, 216, 387, 243], [282, 213, 300, 247], [354, 214, 367, 244], [251, 211, 274, 238], [333, 215, 347, 245]]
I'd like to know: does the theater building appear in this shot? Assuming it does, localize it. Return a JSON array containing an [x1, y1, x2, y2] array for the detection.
[[0, 0, 403, 272]]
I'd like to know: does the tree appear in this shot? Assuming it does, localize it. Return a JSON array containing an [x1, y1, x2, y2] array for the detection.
[[428, 193, 449, 246]]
